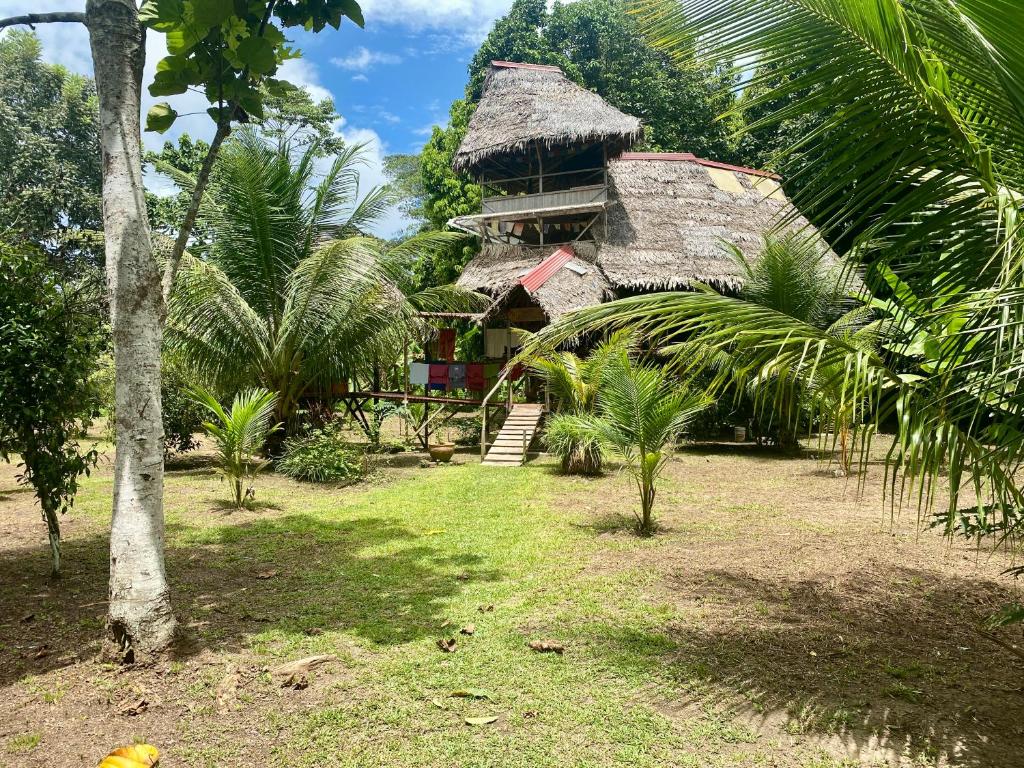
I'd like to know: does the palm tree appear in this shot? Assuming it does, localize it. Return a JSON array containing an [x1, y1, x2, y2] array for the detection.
[[164, 128, 474, 438], [528, 0, 1024, 545], [700, 235, 876, 465], [190, 386, 280, 508], [530, 330, 633, 474], [556, 350, 708, 534]]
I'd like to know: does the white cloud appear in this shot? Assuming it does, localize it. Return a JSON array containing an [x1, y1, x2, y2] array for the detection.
[[377, 111, 401, 124], [352, 73, 369, 82], [358, 0, 516, 44], [330, 46, 401, 71]]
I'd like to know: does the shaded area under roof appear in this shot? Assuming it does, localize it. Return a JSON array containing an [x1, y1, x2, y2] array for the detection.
[[452, 61, 643, 175]]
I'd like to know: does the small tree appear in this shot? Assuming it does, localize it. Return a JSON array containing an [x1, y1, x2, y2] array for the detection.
[[0, 242, 103, 575], [190, 386, 280, 508], [562, 352, 707, 535], [531, 330, 633, 475]]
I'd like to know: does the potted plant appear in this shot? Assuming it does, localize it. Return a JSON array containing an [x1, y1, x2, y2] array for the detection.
[[428, 424, 456, 463]]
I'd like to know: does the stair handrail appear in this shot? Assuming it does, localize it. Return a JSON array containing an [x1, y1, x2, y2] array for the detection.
[[480, 364, 514, 459]]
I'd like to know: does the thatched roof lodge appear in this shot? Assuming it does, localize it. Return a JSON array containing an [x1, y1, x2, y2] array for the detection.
[[452, 61, 828, 329]]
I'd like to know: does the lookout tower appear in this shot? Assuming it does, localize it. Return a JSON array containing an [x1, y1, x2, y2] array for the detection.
[[450, 61, 642, 251]]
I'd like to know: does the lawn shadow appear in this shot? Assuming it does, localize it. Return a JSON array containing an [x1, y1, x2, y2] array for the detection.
[[586, 566, 1024, 767], [0, 510, 500, 687]]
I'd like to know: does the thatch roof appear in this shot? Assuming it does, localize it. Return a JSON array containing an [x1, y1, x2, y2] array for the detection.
[[452, 62, 643, 175], [457, 242, 600, 296], [598, 154, 825, 292], [458, 154, 837, 311]]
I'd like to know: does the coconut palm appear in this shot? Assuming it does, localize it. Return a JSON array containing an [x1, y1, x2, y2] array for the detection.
[[698, 235, 877, 464], [528, 0, 1024, 544], [556, 350, 708, 534], [530, 330, 634, 474], [164, 128, 473, 438], [190, 386, 280, 508]]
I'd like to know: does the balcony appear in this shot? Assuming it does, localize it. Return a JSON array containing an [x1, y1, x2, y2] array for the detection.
[[482, 183, 608, 217]]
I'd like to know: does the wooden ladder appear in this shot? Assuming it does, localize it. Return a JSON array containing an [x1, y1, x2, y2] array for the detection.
[[481, 404, 544, 467]]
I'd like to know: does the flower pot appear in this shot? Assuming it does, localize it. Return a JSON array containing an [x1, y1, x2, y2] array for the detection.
[[733, 426, 747, 443], [429, 444, 456, 463]]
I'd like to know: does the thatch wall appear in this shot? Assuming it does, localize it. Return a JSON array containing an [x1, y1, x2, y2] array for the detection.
[[598, 157, 821, 292], [452, 63, 642, 175]]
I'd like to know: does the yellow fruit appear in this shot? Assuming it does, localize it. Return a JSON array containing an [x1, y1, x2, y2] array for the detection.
[[98, 744, 159, 767]]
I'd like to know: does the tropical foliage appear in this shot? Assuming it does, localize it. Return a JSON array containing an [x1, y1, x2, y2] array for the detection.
[[0, 30, 101, 271], [190, 386, 280, 508], [553, 350, 707, 534], [278, 423, 366, 484], [164, 127, 473, 435], [536, 0, 1024, 546], [698, 236, 875, 464], [532, 331, 635, 475], [0, 241, 103, 575]]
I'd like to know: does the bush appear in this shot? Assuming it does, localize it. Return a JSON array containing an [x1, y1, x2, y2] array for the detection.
[[278, 423, 366, 484], [544, 414, 603, 476], [162, 358, 206, 456]]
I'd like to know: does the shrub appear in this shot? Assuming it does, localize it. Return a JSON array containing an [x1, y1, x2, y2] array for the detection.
[[544, 414, 603, 475], [162, 358, 205, 456], [278, 424, 366, 484]]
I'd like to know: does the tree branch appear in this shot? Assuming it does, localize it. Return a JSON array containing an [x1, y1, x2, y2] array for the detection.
[[160, 0, 279, 304], [0, 11, 86, 29], [160, 120, 230, 303]]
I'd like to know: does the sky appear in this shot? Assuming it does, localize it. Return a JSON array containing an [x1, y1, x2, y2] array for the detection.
[[2, 0, 520, 237]]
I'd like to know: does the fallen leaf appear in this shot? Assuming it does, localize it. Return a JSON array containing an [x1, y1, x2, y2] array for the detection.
[[436, 638, 457, 653], [465, 715, 499, 726], [271, 654, 335, 679], [527, 640, 564, 655], [431, 697, 444, 708], [100, 744, 159, 767], [478, 604, 494, 613], [31, 644, 50, 660], [424, 529, 445, 536], [450, 688, 491, 700], [119, 697, 149, 716], [304, 627, 324, 636], [456, 572, 470, 581], [523, 710, 539, 719], [254, 569, 278, 580], [20, 612, 34, 623], [460, 623, 476, 636]]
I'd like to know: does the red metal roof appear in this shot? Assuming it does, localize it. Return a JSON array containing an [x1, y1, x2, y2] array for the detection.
[[520, 245, 575, 293], [618, 152, 781, 180], [491, 60, 563, 73]]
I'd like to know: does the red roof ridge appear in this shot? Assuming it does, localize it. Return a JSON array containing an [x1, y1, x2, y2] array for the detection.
[[618, 151, 781, 180], [491, 60, 563, 73], [520, 245, 575, 293]]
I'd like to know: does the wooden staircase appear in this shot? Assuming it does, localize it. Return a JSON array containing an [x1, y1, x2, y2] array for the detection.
[[481, 404, 544, 466]]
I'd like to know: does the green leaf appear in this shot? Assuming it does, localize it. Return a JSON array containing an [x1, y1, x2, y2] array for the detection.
[[146, 103, 178, 133], [139, 0, 184, 29], [165, 24, 204, 55], [337, 0, 364, 28], [186, 0, 235, 30], [149, 69, 189, 97], [235, 35, 276, 74]]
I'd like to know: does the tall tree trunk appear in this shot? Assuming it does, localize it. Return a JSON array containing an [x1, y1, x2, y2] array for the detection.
[[42, 503, 61, 578], [87, 0, 176, 658]]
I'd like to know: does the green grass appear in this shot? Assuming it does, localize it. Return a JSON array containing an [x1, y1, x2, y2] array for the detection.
[[6, 732, 41, 753]]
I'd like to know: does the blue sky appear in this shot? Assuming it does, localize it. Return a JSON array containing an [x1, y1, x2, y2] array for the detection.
[[3, 0, 520, 236]]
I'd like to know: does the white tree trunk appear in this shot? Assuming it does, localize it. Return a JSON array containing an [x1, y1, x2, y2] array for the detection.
[[87, 0, 176, 657]]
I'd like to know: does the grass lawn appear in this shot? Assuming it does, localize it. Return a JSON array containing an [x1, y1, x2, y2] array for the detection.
[[1, 443, 1022, 767]]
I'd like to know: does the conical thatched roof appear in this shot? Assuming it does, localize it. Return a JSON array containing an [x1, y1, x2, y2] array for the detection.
[[452, 62, 643, 175]]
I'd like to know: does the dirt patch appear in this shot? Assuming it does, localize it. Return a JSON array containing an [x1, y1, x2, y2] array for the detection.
[[556, 442, 1024, 767]]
